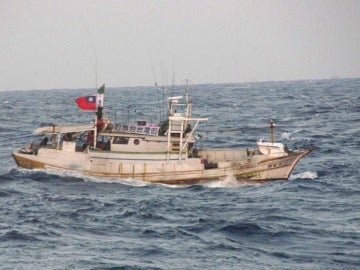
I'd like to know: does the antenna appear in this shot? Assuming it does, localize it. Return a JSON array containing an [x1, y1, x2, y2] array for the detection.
[[149, 51, 158, 86]]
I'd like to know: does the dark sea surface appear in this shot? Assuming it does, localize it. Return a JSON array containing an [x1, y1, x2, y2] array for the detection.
[[0, 78, 359, 269]]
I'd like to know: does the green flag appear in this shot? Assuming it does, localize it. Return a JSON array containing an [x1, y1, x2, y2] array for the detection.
[[98, 84, 105, 94]]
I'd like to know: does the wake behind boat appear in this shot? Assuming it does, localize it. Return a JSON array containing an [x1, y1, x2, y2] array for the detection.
[[12, 84, 313, 185]]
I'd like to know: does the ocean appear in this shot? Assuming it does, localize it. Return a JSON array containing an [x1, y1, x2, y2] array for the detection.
[[0, 78, 359, 269]]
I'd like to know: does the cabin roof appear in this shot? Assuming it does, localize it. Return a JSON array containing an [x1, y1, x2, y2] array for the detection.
[[33, 124, 94, 135]]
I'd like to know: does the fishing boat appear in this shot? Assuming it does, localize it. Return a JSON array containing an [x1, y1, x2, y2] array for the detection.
[[12, 85, 313, 185]]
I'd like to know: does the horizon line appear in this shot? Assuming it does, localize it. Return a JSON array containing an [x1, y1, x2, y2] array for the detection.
[[1, 76, 359, 92]]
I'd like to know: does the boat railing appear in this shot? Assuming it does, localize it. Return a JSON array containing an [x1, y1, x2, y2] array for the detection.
[[114, 110, 161, 124], [198, 148, 255, 163]]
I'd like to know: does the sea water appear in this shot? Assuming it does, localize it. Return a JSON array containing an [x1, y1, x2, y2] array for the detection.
[[0, 78, 359, 269]]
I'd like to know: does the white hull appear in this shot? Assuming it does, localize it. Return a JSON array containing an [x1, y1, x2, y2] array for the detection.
[[12, 147, 312, 185]]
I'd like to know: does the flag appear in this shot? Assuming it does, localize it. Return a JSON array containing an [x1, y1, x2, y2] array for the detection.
[[96, 93, 104, 108], [98, 84, 105, 94], [75, 95, 97, 110], [75, 84, 105, 111], [97, 84, 105, 108]]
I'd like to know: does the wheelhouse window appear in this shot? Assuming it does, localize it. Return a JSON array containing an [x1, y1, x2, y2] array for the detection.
[[113, 136, 129, 144], [97, 135, 110, 151]]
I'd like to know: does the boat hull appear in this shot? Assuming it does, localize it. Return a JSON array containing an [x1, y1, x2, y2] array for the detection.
[[12, 147, 312, 185]]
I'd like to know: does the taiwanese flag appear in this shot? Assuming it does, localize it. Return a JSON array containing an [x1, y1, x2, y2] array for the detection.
[[75, 95, 97, 110]]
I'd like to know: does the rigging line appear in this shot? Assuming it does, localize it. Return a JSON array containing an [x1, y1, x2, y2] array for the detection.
[[149, 52, 162, 122], [161, 61, 167, 119], [172, 57, 175, 97], [95, 54, 98, 89], [84, 2, 98, 90], [165, 69, 169, 99]]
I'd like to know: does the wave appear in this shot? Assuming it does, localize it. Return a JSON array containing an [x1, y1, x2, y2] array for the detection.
[[203, 174, 262, 188], [221, 222, 264, 236], [7, 167, 151, 187], [10, 168, 86, 183], [0, 170, 17, 182], [220, 222, 293, 243], [1, 80, 360, 269], [82, 175, 150, 187], [0, 230, 39, 242], [290, 171, 318, 180]]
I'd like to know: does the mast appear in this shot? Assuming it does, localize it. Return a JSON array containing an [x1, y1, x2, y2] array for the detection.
[[94, 111, 98, 148], [94, 84, 105, 148], [93, 89, 98, 148]]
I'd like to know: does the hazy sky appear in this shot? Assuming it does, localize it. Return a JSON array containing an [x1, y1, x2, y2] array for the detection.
[[0, 0, 359, 90]]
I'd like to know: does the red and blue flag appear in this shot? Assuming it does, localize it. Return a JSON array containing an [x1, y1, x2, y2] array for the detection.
[[75, 95, 97, 110]]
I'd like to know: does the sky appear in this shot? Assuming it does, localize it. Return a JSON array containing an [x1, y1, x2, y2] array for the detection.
[[0, 0, 359, 90]]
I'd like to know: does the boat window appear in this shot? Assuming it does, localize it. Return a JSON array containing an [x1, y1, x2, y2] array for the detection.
[[137, 120, 146, 126], [113, 136, 129, 144], [97, 136, 110, 143], [97, 136, 110, 151]]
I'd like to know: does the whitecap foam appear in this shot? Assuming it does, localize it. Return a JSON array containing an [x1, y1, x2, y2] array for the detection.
[[281, 132, 292, 141], [16, 167, 150, 187], [156, 182, 185, 188], [67, 173, 150, 187], [290, 171, 318, 180], [86, 177, 150, 187], [203, 174, 259, 188]]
